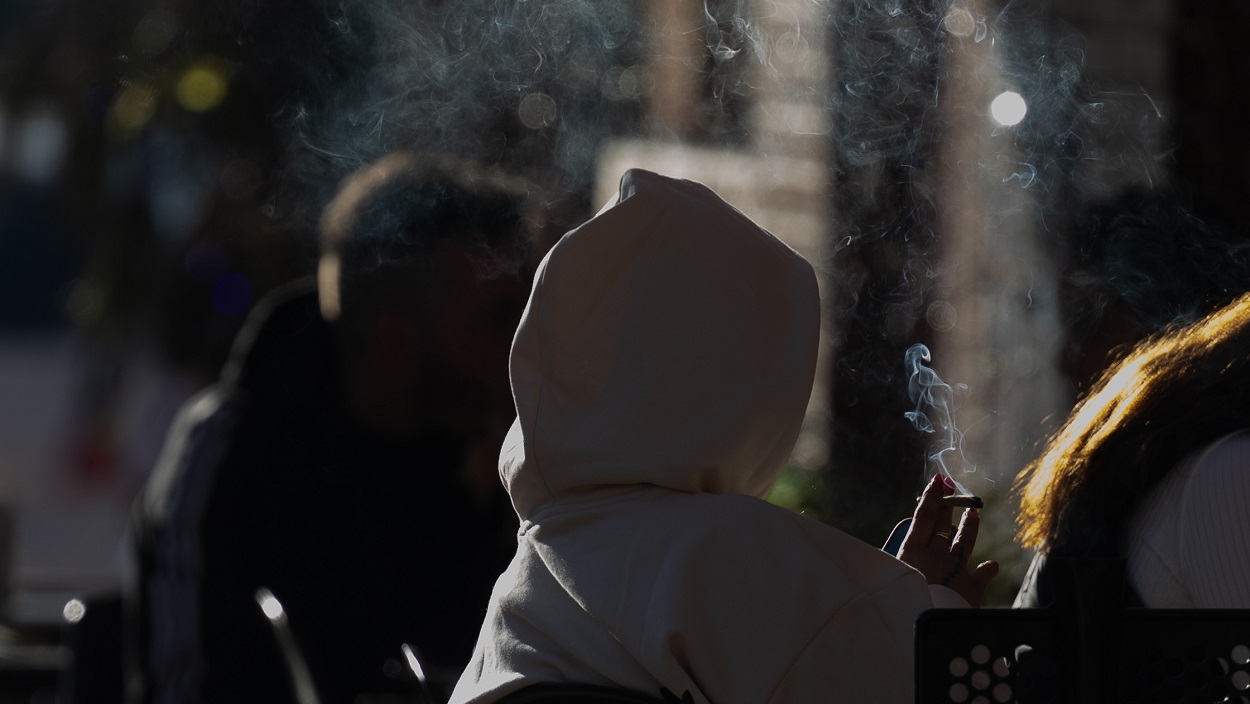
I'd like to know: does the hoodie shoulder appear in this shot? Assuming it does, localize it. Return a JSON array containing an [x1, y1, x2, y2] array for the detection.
[[675, 493, 923, 595], [596, 492, 932, 703]]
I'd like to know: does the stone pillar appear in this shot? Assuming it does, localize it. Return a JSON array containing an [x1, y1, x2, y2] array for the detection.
[[643, 0, 705, 140]]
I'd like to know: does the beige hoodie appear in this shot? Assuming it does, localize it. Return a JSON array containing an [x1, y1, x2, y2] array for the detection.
[[451, 169, 965, 704]]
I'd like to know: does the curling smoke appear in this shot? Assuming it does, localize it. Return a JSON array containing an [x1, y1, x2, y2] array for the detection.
[[228, 0, 772, 240], [904, 342, 975, 494], [231, 0, 649, 234]]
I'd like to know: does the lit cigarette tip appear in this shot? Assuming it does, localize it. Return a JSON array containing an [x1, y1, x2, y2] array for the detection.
[[941, 494, 984, 509]]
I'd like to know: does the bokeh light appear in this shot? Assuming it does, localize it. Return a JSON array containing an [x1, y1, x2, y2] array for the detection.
[[602, 66, 649, 101], [926, 300, 959, 332], [990, 90, 1028, 127], [176, 59, 229, 113], [14, 106, 69, 185], [517, 92, 557, 129], [63, 598, 86, 623], [110, 83, 158, 132], [943, 7, 977, 38], [258, 591, 284, 621]]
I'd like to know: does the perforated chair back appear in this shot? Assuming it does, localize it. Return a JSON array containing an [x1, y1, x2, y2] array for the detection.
[[916, 606, 1250, 703], [916, 608, 1058, 704], [493, 682, 673, 703]]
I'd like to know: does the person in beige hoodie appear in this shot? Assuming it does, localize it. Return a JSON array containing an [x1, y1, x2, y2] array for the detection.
[[451, 169, 998, 704]]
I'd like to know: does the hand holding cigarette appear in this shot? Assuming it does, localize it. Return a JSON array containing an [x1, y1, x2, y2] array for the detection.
[[897, 474, 999, 606]]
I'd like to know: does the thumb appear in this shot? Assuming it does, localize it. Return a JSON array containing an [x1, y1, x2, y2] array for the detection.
[[955, 560, 1000, 607], [971, 560, 1000, 594]]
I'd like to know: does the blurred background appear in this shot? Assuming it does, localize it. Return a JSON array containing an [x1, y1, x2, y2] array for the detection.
[[0, 0, 1246, 657]]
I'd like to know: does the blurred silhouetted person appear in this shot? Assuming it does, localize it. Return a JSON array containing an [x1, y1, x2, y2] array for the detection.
[[127, 153, 534, 704], [1015, 189, 1250, 608]]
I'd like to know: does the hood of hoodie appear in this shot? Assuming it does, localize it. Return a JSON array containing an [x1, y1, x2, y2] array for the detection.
[[502, 169, 820, 520]]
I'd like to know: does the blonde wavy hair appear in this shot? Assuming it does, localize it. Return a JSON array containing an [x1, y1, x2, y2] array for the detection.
[[1015, 292, 1250, 553]]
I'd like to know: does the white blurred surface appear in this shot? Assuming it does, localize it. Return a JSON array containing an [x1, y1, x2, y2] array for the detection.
[[0, 333, 196, 595]]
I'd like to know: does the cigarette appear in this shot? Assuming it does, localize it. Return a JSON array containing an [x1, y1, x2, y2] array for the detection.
[[941, 494, 984, 509]]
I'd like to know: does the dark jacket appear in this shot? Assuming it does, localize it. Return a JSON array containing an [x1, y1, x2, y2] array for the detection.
[[129, 279, 515, 704]]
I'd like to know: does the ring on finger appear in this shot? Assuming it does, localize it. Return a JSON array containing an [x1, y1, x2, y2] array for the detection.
[[934, 531, 952, 541]]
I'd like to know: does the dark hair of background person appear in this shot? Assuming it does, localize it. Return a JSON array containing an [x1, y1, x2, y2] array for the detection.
[[1016, 291, 1250, 560], [1055, 187, 1250, 395], [317, 151, 535, 337], [312, 152, 537, 452]]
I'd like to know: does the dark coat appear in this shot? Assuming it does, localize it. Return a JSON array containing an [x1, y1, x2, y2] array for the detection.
[[130, 279, 515, 704]]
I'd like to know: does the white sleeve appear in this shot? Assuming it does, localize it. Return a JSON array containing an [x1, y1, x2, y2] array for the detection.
[[1178, 432, 1250, 608], [767, 570, 930, 704]]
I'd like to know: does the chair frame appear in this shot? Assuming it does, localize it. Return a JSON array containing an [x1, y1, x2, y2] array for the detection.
[[493, 682, 672, 703]]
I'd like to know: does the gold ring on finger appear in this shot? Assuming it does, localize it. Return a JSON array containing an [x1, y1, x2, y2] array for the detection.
[[934, 531, 952, 541]]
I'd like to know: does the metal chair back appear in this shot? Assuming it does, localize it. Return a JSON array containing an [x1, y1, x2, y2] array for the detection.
[[915, 560, 1250, 703]]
